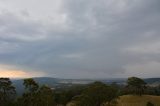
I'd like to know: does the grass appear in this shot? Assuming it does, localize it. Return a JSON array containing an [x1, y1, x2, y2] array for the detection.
[[67, 95, 160, 106], [117, 95, 160, 106]]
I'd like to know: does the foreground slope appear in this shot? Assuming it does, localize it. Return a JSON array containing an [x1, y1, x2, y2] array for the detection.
[[67, 95, 160, 106], [117, 95, 160, 106]]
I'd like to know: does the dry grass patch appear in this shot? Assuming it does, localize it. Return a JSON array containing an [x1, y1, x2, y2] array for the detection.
[[117, 95, 160, 106]]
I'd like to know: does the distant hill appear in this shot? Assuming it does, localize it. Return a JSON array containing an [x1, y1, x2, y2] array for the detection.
[[12, 77, 94, 95], [12, 77, 160, 95], [144, 78, 160, 87]]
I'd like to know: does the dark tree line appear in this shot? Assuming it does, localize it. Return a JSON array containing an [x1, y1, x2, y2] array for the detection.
[[0, 77, 160, 106]]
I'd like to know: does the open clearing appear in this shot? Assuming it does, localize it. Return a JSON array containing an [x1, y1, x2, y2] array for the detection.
[[117, 95, 160, 106]]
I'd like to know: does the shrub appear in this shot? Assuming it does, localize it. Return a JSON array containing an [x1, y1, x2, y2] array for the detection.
[[147, 102, 154, 106]]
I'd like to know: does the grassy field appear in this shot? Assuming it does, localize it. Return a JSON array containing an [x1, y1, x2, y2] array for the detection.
[[117, 95, 160, 106], [67, 95, 160, 106]]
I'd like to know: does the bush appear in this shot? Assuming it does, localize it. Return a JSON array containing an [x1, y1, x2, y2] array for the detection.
[[147, 102, 154, 106]]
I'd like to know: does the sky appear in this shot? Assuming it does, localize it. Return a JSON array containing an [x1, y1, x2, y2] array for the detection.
[[0, 0, 160, 79]]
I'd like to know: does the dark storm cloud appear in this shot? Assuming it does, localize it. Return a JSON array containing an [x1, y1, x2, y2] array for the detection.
[[0, 0, 160, 78]]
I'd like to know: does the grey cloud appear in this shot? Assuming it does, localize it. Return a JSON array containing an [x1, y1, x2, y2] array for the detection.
[[0, 0, 160, 78]]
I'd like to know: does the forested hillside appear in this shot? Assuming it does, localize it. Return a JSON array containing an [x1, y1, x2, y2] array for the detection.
[[1, 77, 160, 106]]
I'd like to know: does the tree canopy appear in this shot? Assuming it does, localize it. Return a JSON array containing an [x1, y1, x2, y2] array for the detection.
[[126, 77, 147, 96], [0, 78, 16, 106], [73, 82, 119, 106], [17, 78, 56, 106]]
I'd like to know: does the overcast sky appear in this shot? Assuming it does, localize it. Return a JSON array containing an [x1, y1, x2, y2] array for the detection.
[[0, 0, 160, 78]]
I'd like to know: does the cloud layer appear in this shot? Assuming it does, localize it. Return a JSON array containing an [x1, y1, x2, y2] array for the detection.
[[0, 0, 160, 78]]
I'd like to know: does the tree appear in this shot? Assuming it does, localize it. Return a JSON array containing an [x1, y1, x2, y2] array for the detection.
[[74, 82, 119, 106], [37, 85, 56, 106], [0, 78, 16, 106], [23, 78, 39, 93], [17, 78, 39, 106], [126, 77, 146, 96], [54, 85, 85, 105], [17, 78, 56, 106]]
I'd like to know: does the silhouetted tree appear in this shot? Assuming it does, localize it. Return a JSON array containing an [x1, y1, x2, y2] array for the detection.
[[126, 77, 146, 96], [0, 78, 16, 106], [17, 78, 39, 106], [23, 78, 39, 93], [17, 78, 56, 106]]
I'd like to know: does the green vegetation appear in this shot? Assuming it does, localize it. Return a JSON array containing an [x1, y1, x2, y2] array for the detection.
[[55, 85, 85, 105], [0, 77, 160, 106], [73, 82, 119, 106], [124, 77, 147, 96], [16, 78, 56, 106]]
